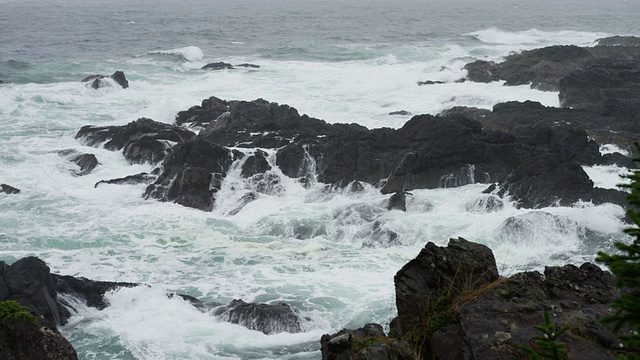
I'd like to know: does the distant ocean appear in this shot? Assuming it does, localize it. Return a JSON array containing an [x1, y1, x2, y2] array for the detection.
[[0, 0, 638, 358]]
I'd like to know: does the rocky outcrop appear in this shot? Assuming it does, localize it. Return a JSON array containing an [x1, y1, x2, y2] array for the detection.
[[143, 136, 240, 211], [463, 41, 640, 91], [0, 318, 77, 360], [452, 100, 638, 162], [94, 172, 157, 188], [0, 184, 20, 194], [76, 118, 195, 165], [464, 45, 595, 91], [445, 263, 623, 359], [70, 153, 98, 176], [0, 257, 135, 328], [321, 323, 416, 360], [394, 238, 499, 337], [559, 59, 640, 117], [152, 97, 626, 211], [597, 35, 640, 47], [81, 71, 129, 89], [323, 238, 625, 360]]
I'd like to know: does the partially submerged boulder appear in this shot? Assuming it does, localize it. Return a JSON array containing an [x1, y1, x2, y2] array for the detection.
[[202, 62, 234, 70], [213, 299, 306, 335], [81, 71, 129, 89], [0, 184, 20, 194]]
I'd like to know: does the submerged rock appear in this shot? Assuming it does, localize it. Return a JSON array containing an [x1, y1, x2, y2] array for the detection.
[[201, 62, 234, 70], [70, 153, 98, 176], [0, 184, 20, 194], [81, 71, 129, 89], [94, 173, 157, 188], [235, 63, 260, 68]]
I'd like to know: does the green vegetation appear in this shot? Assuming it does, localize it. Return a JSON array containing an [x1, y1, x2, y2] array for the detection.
[[596, 143, 640, 359], [0, 300, 39, 327], [518, 311, 569, 360], [350, 335, 392, 355]]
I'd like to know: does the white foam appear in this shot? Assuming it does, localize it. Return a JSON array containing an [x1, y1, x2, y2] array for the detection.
[[467, 27, 609, 47], [141, 46, 205, 62]]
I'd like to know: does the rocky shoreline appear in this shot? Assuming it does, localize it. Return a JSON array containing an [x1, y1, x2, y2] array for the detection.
[[2, 35, 640, 359]]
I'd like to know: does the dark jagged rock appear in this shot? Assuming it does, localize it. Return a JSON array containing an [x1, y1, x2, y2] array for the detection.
[[320, 323, 416, 360], [81, 71, 129, 89], [597, 35, 640, 47], [76, 118, 195, 165], [389, 110, 411, 116], [463, 60, 500, 83], [51, 274, 136, 312], [468, 100, 638, 154], [94, 173, 157, 188], [235, 63, 260, 68], [0, 257, 63, 328], [213, 299, 304, 334], [463, 42, 640, 91], [175, 96, 229, 127], [498, 155, 597, 208], [202, 62, 234, 70], [559, 59, 640, 116], [165, 97, 623, 210], [0, 184, 20, 194], [387, 191, 407, 212], [0, 257, 137, 328], [417, 80, 445, 86], [143, 138, 239, 211], [0, 319, 77, 360], [387, 239, 626, 359], [600, 152, 636, 168], [70, 153, 98, 176], [394, 238, 499, 337], [241, 150, 271, 177], [447, 263, 623, 360]]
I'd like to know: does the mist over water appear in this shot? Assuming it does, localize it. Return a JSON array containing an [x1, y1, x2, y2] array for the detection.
[[1, 0, 638, 358]]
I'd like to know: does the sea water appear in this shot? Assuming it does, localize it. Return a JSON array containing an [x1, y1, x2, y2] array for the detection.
[[0, 0, 638, 358]]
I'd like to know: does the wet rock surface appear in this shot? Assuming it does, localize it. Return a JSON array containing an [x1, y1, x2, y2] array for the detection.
[[0, 184, 20, 194], [81, 71, 129, 89], [76, 117, 195, 165], [0, 319, 78, 360], [321, 323, 416, 360]]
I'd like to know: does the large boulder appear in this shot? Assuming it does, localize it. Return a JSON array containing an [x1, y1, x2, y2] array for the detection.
[[394, 238, 499, 337], [81, 71, 129, 89], [0, 257, 136, 328], [388, 239, 626, 360], [213, 299, 306, 334], [0, 317, 77, 360], [0, 184, 20, 194], [76, 118, 195, 165], [175, 96, 230, 127], [143, 137, 239, 211]]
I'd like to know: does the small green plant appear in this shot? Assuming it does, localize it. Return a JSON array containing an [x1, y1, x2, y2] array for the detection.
[[518, 311, 569, 360], [0, 300, 39, 327], [596, 143, 640, 360]]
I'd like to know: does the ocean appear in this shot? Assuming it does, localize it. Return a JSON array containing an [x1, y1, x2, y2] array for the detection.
[[0, 0, 638, 358]]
